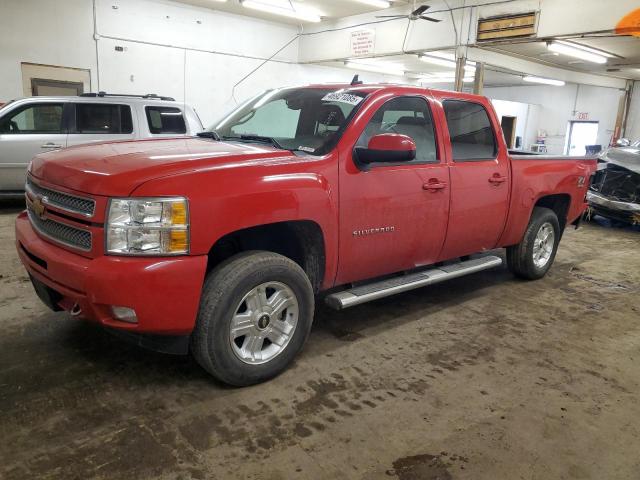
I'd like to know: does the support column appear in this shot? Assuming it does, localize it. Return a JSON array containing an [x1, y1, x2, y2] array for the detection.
[[454, 55, 466, 92], [620, 79, 634, 139], [473, 62, 485, 95]]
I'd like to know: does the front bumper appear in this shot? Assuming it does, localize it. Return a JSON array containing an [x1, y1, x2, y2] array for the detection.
[[586, 191, 640, 224], [16, 211, 208, 336]]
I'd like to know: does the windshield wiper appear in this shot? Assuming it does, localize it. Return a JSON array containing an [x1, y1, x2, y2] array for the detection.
[[223, 134, 285, 150], [196, 131, 221, 141]]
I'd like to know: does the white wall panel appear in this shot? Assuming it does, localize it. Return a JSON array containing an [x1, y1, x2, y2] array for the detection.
[[97, 38, 186, 101], [0, 0, 97, 101], [485, 84, 624, 154], [537, 0, 639, 38], [96, 0, 299, 62]]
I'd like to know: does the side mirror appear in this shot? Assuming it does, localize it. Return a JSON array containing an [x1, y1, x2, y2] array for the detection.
[[615, 138, 630, 147], [354, 133, 416, 165]]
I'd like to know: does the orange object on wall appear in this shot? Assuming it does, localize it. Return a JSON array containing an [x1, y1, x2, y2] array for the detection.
[[616, 8, 640, 36]]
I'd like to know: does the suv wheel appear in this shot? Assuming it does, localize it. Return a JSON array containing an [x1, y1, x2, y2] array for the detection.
[[191, 251, 314, 386]]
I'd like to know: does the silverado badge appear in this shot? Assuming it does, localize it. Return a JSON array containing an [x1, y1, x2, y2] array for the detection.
[[353, 226, 395, 237]]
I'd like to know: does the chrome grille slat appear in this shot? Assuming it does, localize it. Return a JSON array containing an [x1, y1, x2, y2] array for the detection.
[[27, 208, 92, 252], [26, 177, 95, 217]]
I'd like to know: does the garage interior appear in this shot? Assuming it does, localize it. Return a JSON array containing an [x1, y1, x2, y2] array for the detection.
[[1, 0, 640, 479]]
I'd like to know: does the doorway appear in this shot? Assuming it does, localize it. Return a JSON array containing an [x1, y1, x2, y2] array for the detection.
[[31, 78, 84, 96], [21, 63, 90, 97], [566, 121, 599, 156], [500, 115, 517, 149]]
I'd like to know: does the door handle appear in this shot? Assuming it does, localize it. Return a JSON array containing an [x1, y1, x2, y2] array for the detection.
[[488, 174, 507, 184], [423, 179, 447, 191], [41, 143, 63, 149]]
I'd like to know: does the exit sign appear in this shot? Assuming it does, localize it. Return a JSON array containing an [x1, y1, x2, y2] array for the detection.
[[576, 112, 590, 120]]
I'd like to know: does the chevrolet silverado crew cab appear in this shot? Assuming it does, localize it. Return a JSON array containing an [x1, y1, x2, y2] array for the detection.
[[0, 92, 203, 194], [16, 83, 596, 386]]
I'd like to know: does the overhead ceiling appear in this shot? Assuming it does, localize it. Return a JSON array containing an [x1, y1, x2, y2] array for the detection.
[[317, 33, 640, 87], [319, 52, 534, 88], [477, 36, 640, 81], [174, 0, 410, 25]]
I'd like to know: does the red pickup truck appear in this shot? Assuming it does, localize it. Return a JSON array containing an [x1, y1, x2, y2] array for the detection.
[[16, 83, 595, 385]]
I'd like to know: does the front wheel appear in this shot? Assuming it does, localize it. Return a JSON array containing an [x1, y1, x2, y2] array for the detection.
[[507, 207, 561, 280], [191, 251, 314, 386]]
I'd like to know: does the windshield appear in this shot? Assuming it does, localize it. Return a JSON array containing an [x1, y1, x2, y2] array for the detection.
[[207, 87, 369, 155], [633, 140, 640, 147]]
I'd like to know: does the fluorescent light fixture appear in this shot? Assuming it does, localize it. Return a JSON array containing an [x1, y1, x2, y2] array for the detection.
[[425, 51, 455, 61], [241, 0, 322, 22], [522, 75, 565, 86], [420, 76, 474, 83], [345, 61, 405, 77], [425, 70, 473, 78], [352, 0, 391, 7], [419, 54, 457, 68], [419, 52, 476, 70], [547, 41, 608, 64]]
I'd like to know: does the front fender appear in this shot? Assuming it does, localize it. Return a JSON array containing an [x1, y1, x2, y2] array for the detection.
[[131, 157, 339, 288]]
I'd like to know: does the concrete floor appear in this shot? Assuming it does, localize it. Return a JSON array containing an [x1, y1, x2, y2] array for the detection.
[[1, 200, 639, 480]]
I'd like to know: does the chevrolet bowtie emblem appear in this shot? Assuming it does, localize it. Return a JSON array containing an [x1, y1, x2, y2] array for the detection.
[[31, 195, 47, 220]]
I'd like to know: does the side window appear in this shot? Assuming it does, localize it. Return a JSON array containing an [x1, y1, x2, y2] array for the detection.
[[145, 106, 186, 134], [356, 96, 437, 163], [442, 100, 497, 161], [75, 104, 133, 134], [0, 103, 64, 134]]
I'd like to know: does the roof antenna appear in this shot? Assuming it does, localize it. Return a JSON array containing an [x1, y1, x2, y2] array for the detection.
[[351, 74, 363, 86]]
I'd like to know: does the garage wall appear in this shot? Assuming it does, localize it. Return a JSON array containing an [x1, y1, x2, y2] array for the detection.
[[485, 84, 624, 154], [0, 0, 98, 101], [490, 99, 538, 150], [0, 0, 396, 126]]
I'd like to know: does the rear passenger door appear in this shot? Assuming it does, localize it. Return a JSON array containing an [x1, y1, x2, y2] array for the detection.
[[438, 99, 510, 260], [66, 103, 136, 148]]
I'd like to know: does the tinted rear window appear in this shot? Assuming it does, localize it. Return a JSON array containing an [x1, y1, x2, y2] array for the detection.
[[443, 100, 497, 161], [145, 106, 186, 134], [75, 103, 133, 134]]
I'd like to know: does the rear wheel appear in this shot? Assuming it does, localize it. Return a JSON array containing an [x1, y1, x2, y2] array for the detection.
[[191, 251, 314, 386], [507, 207, 560, 280]]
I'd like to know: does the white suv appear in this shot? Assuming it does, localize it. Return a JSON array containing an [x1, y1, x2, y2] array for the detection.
[[0, 93, 203, 194]]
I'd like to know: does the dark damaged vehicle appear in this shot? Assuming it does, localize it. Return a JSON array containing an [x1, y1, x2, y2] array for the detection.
[[587, 139, 640, 225]]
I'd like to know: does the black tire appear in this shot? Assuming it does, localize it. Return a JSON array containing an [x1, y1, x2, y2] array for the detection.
[[191, 251, 314, 386], [506, 207, 561, 280]]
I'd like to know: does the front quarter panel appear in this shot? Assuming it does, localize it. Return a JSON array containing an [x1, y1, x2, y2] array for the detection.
[[130, 153, 339, 289]]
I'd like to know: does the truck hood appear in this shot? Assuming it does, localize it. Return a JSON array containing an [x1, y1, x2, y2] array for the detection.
[[600, 146, 640, 174], [30, 137, 295, 196]]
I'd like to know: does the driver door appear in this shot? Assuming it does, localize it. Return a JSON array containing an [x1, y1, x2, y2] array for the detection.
[[0, 101, 68, 191], [336, 95, 450, 285]]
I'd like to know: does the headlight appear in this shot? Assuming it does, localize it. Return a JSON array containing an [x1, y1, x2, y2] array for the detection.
[[106, 197, 189, 255]]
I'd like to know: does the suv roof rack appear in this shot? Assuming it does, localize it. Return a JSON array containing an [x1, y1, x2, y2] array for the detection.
[[79, 92, 175, 101]]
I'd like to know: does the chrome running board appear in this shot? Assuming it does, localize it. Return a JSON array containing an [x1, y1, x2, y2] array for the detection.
[[325, 255, 503, 310]]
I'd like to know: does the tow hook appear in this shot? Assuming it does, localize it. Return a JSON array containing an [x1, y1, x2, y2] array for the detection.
[[70, 303, 82, 317]]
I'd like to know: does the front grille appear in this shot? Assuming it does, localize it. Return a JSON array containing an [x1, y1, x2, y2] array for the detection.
[[27, 208, 92, 251], [26, 177, 95, 217]]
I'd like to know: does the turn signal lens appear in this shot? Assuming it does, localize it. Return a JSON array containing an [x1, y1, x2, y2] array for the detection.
[[169, 230, 189, 253], [170, 201, 187, 226]]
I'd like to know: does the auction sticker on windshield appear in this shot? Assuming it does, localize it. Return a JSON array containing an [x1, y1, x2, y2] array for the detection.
[[322, 92, 364, 106]]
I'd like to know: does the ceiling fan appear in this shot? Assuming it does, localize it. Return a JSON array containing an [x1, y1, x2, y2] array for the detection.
[[376, 5, 442, 22]]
